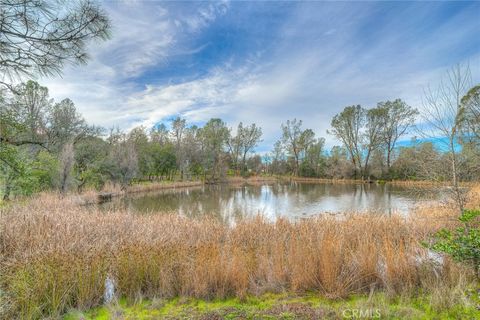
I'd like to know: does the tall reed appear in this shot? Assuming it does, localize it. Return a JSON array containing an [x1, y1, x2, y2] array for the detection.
[[0, 190, 477, 319]]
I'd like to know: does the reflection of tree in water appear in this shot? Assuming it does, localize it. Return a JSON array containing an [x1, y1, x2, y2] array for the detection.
[[99, 182, 441, 222]]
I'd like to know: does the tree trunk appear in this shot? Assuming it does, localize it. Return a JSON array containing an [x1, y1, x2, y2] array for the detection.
[[363, 150, 372, 181], [386, 148, 391, 169], [450, 137, 464, 213], [3, 183, 11, 201], [242, 152, 248, 174], [294, 152, 299, 176]]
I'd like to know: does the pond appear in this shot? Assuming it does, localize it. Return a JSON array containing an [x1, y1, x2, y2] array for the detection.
[[100, 182, 439, 222]]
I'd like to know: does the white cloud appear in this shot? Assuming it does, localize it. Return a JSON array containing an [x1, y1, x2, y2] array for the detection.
[[40, 1, 479, 151], [42, 1, 229, 129], [125, 66, 257, 129]]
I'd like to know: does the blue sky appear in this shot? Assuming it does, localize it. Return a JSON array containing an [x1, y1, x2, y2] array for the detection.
[[44, 0, 480, 152]]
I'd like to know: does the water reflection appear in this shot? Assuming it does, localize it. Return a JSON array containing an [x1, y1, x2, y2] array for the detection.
[[100, 182, 438, 222]]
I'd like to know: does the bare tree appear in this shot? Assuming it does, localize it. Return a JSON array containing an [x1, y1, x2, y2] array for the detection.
[[0, 0, 111, 88], [269, 140, 287, 175], [198, 118, 229, 182], [227, 125, 242, 173], [182, 125, 201, 180], [281, 119, 303, 176], [325, 146, 354, 179], [363, 106, 385, 179], [420, 64, 472, 212], [227, 122, 262, 174], [171, 117, 186, 147], [378, 99, 418, 169], [107, 131, 138, 189], [328, 105, 364, 179], [302, 137, 326, 177], [150, 123, 169, 145], [240, 123, 262, 173], [389, 137, 445, 181], [171, 117, 187, 179], [299, 129, 315, 159]]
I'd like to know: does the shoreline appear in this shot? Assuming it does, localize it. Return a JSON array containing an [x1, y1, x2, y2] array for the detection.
[[2, 176, 472, 207], [82, 176, 475, 204]]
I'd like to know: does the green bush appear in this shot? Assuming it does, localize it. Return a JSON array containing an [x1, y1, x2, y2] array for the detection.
[[429, 209, 480, 278]]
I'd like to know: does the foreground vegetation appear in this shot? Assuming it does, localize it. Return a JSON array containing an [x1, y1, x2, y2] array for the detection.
[[1, 187, 479, 319], [64, 291, 480, 320]]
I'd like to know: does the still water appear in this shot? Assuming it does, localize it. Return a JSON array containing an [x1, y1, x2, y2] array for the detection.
[[100, 182, 439, 222]]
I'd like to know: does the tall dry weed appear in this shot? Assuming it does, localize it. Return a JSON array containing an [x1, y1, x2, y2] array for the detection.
[[0, 187, 478, 319]]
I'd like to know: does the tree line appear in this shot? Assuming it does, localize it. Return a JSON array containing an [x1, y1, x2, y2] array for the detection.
[[1, 72, 478, 199], [0, 81, 264, 198]]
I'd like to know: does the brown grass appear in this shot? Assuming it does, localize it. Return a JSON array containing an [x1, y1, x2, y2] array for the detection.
[[286, 176, 477, 188], [237, 175, 478, 189], [71, 180, 205, 205], [0, 188, 479, 319], [126, 180, 204, 195]]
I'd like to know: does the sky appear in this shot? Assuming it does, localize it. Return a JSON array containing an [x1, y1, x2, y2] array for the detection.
[[43, 0, 480, 152]]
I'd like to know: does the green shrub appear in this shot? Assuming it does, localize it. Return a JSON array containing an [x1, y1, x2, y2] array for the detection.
[[429, 209, 480, 278]]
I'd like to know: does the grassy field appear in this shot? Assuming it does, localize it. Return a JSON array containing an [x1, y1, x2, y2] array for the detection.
[[0, 186, 479, 319]]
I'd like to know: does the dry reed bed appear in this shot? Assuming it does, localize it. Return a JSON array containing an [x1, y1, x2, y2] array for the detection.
[[286, 176, 477, 188], [226, 176, 279, 185], [0, 190, 478, 319], [75, 180, 205, 205], [126, 180, 204, 194]]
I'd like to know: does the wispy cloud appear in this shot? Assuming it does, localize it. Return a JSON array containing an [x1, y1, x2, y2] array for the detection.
[[42, 1, 480, 150], [43, 1, 229, 128]]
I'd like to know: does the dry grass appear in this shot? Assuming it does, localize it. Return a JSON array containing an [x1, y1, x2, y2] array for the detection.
[[242, 176, 477, 188], [70, 180, 205, 205], [0, 188, 479, 319], [286, 176, 477, 187], [125, 180, 204, 195], [226, 176, 279, 185]]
